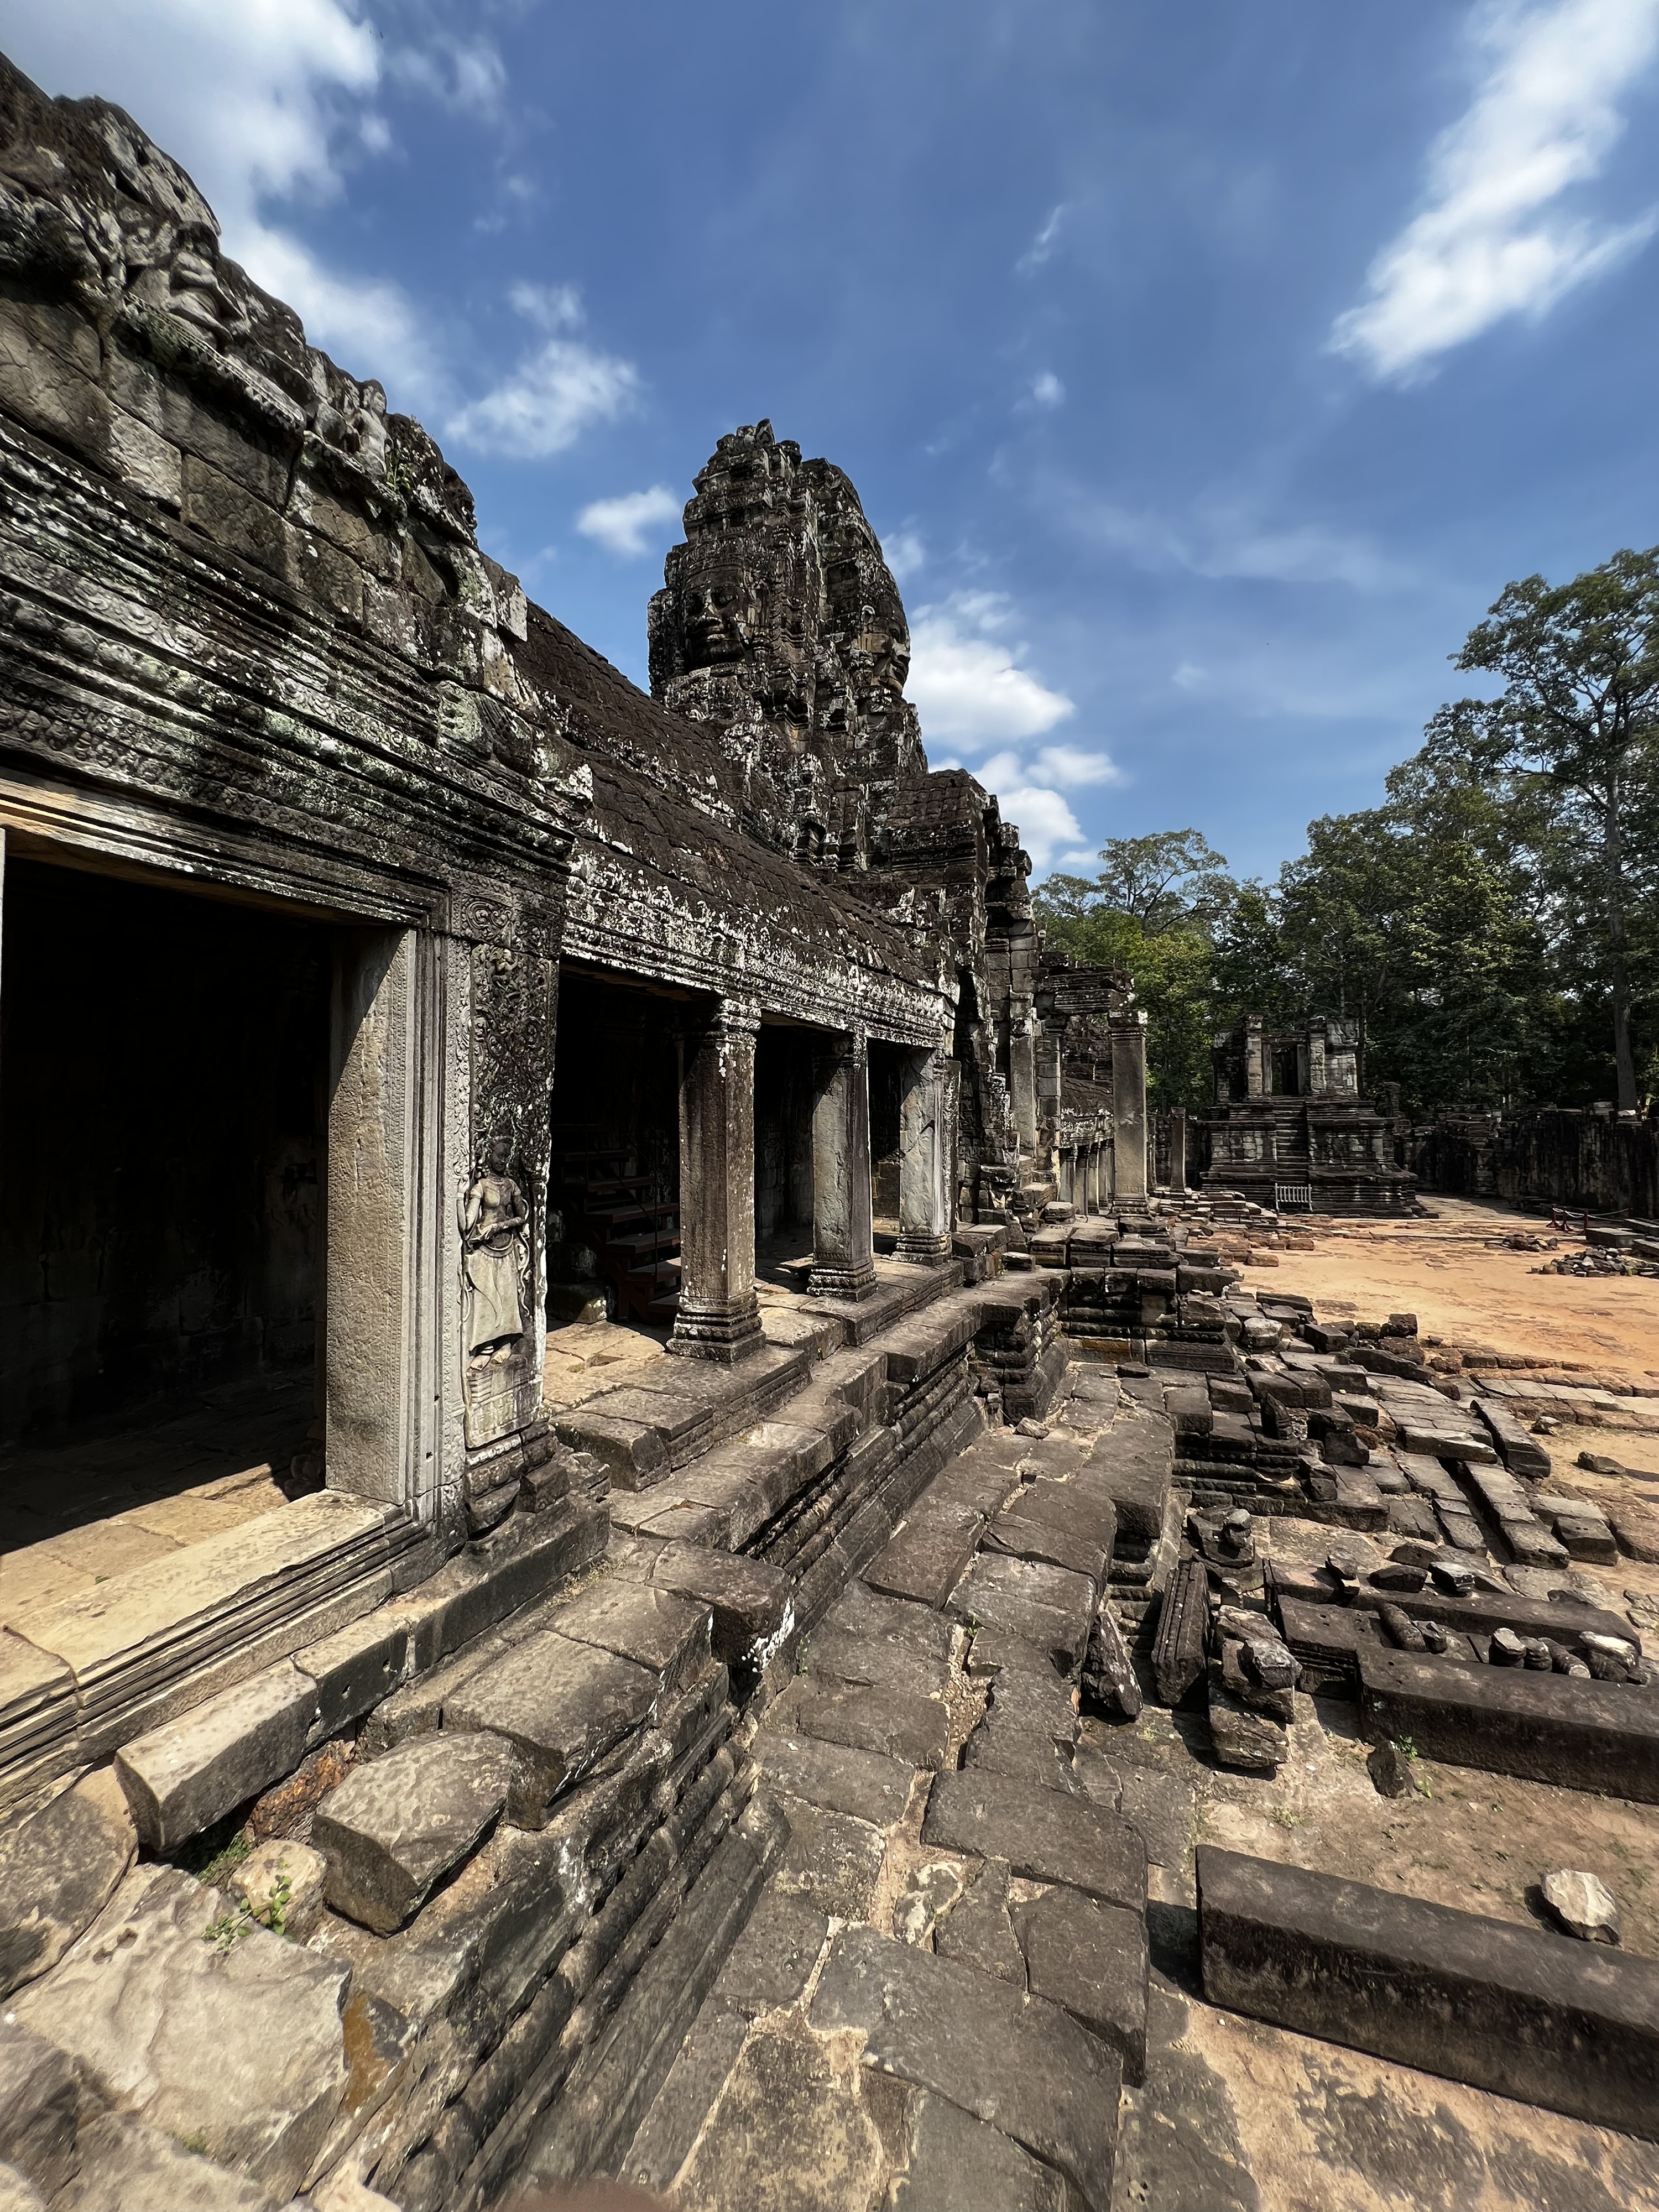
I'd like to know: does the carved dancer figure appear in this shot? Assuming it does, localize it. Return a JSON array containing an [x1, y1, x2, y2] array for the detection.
[[462, 1131, 528, 1363]]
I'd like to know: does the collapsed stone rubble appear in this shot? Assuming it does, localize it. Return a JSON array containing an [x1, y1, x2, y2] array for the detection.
[[0, 45, 1655, 2212]]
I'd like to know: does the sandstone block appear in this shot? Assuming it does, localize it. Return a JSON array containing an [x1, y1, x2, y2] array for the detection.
[[753, 1729, 915, 1826], [444, 1627, 659, 1825], [782, 1678, 949, 1771], [889, 2091, 1065, 2212], [313, 1733, 517, 1932], [12, 1866, 349, 2200], [114, 1663, 317, 1851], [0, 1768, 136, 1997], [0, 2021, 79, 2200], [548, 1580, 712, 1689], [948, 1550, 1096, 1673], [227, 1839, 328, 1943]]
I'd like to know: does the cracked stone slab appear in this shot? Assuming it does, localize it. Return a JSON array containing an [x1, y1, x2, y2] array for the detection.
[[1014, 1883, 1149, 2083], [890, 2089, 1066, 2212], [804, 1621, 948, 1700], [711, 1882, 830, 2016], [948, 1551, 1097, 1674], [11, 1866, 349, 2201], [752, 1728, 916, 1825], [772, 1794, 887, 1919], [921, 1766, 1147, 1911], [826, 1579, 956, 1662], [933, 1856, 1025, 1987], [444, 1626, 660, 1825], [808, 1923, 1120, 2212], [312, 1731, 518, 1933], [546, 1580, 713, 1690]]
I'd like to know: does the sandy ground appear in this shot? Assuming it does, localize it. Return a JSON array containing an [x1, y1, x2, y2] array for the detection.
[[1251, 1194, 1659, 1379]]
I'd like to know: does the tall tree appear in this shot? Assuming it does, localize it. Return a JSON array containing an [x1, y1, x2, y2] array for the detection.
[[1425, 549, 1659, 1111]]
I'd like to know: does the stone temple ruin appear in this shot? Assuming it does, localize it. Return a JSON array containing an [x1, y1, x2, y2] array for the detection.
[[0, 51, 1655, 2212]]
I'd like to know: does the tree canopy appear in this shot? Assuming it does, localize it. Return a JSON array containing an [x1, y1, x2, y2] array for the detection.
[[1031, 548, 1659, 1116]]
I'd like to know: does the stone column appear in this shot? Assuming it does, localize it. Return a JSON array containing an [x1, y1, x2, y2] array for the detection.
[[1008, 999, 1037, 1156], [808, 1029, 878, 1300], [896, 1044, 954, 1264], [1169, 1105, 1187, 1194], [1110, 1013, 1149, 1201], [1037, 1021, 1065, 1153], [1307, 1020, 1328, 1097], [670, 997, 764, 1363], [1245, 1016, 1266, 1099]]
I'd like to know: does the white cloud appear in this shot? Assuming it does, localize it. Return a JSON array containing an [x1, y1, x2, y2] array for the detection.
[[980, 777, 1088, 870], [234, 220, 441, 411], [577, 484, 683, 557], [1331, 0, 1659, 380], [1017, 202, 1069, 274], [906, 594, 1074, 747], [882, 528, 926, 582], [445, 286, 642, 460], [1029, 371, 1066, 410], [1063, 491, 1410, 592], [387, 32, 507, 118], [0, 0, 378, 236], [1030, 743, 1121, 787]]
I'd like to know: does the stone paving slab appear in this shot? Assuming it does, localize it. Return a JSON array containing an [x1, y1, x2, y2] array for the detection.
[[948, 1551, 1095, 1673], [824, 1578, 956, 1660], [808, 1923, 1120, 2212], [865, 1499, 987, 1610], [922, 1766, 1147, 1911], [753, 1728, 917, 1826], [1014, 1884, 1149, 2083], [779, 1677, 950, 1771], [547, 1580, 712, 1689], [805, 1620, 949, 1700]]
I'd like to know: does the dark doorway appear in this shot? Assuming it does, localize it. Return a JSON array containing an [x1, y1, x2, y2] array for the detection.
[[869, 1040, 905, 1224], [1273, 1045, 1301, 1097], [754, 1022, 814, 1281], [547, 969, 681, 1329], [0, 858, 328, 1556]]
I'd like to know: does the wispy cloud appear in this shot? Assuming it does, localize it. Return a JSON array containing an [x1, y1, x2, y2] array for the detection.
[[445, 286, 641, 460], [881, 527, 926, 583], [387, 30, 508, 119], [1331, 0, 1659, 382], [1026, 371, 1066, 411], [906, 592, 1074, 746], [1017, 202, 1069, 274], [577, 484, 682, 557], [1062, 490, 1411, 592]]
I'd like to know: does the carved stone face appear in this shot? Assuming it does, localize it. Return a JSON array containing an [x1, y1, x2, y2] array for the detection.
[[485, 1134, 512, 1177], [682, 574, 757, 665], [127, 219, 251, 347]]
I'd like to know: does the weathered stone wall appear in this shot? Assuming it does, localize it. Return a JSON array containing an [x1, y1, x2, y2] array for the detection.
[[1416, 1108, 1659, 1217]]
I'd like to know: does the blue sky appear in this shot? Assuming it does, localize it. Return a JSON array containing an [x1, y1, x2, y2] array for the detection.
[[7, 1, 1659, 878]]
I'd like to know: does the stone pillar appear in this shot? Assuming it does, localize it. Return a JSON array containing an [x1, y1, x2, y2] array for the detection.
[[808, 1029, 878, 1301], [1307, 1020, 1328, 1097], [1008, 1000, 1037, 1156], [670, 997, 764, 1363], [1245, 1016, 1266, 1099], [1110, 1013, 1149, 1201], [896, 1044, 954, 1264], [1169, 1106, 1187, 1194], [1037, 1021, 1065, 1153]]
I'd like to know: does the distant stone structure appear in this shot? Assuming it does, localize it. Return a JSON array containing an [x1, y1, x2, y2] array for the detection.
[[1197, 1015, 1417, 1215]]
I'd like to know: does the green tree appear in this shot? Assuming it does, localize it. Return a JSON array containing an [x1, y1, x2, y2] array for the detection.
[[1036, 831, 1239, 1109], [1424, 549, 1659, 1110]]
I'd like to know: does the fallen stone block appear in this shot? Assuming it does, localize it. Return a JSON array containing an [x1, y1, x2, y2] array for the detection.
[[1358, 1645, 1659, 1803], [809, 1923, 1121, 2211], [1542, 1867, 1621, 1944], [312, 1732, 518, 1932], [1207, 1684, 1287, 1771], [1197, 1844, 1659, 2140], [0, 1768, 136, 1999], [445, 1627, 660, 1826], [646, 1544, 792, 1674], [1607, 1498, 1659, 1564], [114, 1662, 317, 1852], [12, 1865, 349, 2200], [1151, 1556, 1209, 1709], [921, 1765, 1146, 1910]]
